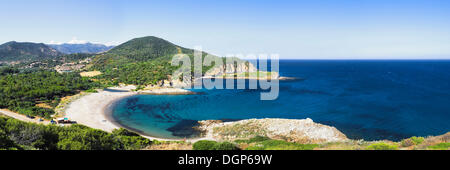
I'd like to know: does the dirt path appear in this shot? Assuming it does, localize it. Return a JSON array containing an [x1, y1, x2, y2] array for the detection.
[[0, 109, 50, 125]]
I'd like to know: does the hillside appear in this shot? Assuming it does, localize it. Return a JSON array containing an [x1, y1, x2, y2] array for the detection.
[[0, 41, 62, 62], [91, 36, 254, 86], [91, 36, 197, 69], [48, 43, 114, 54]]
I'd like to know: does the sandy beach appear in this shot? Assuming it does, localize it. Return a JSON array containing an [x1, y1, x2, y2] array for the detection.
[[63, 86, 205, 141], [64, 88, 136, 133]]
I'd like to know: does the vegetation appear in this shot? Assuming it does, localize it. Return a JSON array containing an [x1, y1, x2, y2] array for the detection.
[[366, 143, 398, 150], [145, 140, 192, 150], [212, 121, 269, 139], [0, 128, 20, 150], [427, 143, 450, 150], [401, 136, 425, 147], [0, 41, 62, 62], [0, 116, 151, 150], [0, 66, 19, 76], [235, 135, 271, 143], [192, 140, 240, 150], [12, 53, 94, 72], [192, 140, 218, 150], [1, 116, 449, 150], [90, 36, 241, 86], [243, 139, 319, 150], [0, 70, 101, 118], [96, 59, 178, 85]]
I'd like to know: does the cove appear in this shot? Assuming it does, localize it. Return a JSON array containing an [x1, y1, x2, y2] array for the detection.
[[111, 60, 450, 141]]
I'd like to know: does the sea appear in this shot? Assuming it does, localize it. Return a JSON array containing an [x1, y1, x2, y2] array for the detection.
[[111, 60, 450, 141]]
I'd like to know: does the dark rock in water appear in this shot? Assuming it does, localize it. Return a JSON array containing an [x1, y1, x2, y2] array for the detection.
[[167, 119, 201, 138]]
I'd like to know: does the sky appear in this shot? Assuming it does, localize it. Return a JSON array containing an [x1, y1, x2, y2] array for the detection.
[[1, 0, 450, 59]]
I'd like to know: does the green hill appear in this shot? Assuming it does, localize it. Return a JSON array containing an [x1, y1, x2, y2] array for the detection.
[[90, 36, 230, 86], [0, 41, 62, 62], [91, 36, 200, 69]]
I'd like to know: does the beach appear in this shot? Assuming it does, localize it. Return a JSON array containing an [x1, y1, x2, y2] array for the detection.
[[64, 88, 136, 133], [63, 86, 202, 141], [63, 85, 348, 143]]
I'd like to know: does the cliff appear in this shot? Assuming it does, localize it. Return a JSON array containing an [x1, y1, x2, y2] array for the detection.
[[204, 61, 258, 77]]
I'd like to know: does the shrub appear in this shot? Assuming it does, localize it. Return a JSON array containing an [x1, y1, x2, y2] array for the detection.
[[193, 140, 240, 150], [401, 139, 415, 147], [366, 143, 398, 150], [235, 136, 271, 144], [410, 136, 425, 145], [1, 117, 150, 150], [427, 143, 450, 150], [112, 128, 140, 136], [85, 89, 98, 93], [193, 140, 218, 150], [0, 128, 21, 150], [116, 135, 151, 150], [246, 139, 318, 150], [212, 142, 240, 150], [401, 136, 425, 147]]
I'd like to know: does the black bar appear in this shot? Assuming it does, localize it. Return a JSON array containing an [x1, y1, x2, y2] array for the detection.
[[1, 150, 446, 169]]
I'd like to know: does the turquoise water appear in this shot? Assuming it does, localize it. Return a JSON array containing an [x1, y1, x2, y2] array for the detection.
[[112, 60, 450, 141]]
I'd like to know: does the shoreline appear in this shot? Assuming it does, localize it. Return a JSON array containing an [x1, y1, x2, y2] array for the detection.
[[7, 87, 449, 144], [64, 88, 136, 133], [64, 86, 209, 142], [65, 86, 348, 143]]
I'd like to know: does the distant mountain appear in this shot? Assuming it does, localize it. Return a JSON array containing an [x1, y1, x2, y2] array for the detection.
[[48, 43, 115, 54], [0, 41, 62, 61]]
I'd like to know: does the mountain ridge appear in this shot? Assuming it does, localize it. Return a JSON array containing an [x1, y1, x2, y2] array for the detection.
[[48, 42, 115, 54], [0, 41, 62, 62]]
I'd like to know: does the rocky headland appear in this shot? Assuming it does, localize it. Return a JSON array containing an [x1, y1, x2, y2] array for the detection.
[[196, 118, 349, 144]]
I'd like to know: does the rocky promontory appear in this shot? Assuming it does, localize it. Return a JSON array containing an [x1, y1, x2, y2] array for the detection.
[[196, 118, 349, 144]]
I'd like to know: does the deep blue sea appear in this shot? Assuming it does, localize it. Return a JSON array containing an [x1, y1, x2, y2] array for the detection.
[[112, 60, 450, 141]]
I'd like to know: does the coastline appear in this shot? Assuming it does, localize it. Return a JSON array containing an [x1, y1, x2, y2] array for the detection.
[[64, 86, 349, 143], [8, 86, 448, 145], [64, 88, 136, 133], [63, 85, 348, 143], [64, 86, 209, 142]]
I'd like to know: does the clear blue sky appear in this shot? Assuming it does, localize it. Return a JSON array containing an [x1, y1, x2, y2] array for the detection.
[[1, 0, 450, 59]]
